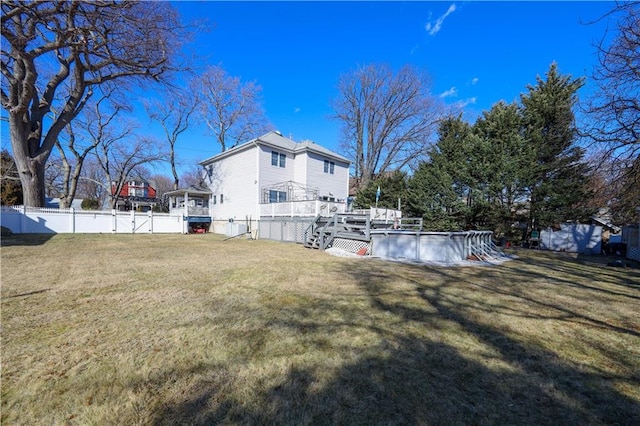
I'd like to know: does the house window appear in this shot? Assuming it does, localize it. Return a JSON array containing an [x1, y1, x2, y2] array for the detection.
[[129, 187, 144, 197], [271, 151, 286, 168], [220, 194, 224, 204], [268, 190, 287, 203], [213, 195, 217, 205], [324, 160, 335, 174]]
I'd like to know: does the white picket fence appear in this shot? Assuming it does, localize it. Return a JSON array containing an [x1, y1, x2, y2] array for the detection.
[[1, 206, 185, 234]]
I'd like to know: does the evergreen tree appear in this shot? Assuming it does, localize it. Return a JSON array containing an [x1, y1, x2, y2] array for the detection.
[[521, 63, 594, 228], [406, 160, 463, 231], [355, 171, 408, 210], [473, 102, 534, 239], [1, 150, 23, 206], [406, 116, 473, 230]]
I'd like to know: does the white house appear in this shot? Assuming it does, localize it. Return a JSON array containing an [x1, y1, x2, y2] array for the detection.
[[200, 131, 350, 234]]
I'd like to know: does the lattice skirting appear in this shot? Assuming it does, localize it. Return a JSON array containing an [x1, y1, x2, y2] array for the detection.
[[332, 238, 371, 254], [628, 247, 640, 261]]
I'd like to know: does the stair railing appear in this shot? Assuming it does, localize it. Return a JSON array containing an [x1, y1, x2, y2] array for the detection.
[[303, 215, 322, 245]]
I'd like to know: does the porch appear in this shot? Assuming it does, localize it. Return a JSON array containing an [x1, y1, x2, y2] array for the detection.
[[165, 186, 212, 233]]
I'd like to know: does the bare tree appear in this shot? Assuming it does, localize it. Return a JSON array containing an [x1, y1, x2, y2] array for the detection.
[[196, 65, 272, 152], [76, 157, 109, 208], [583, 2, 639, 222], [149, 173, 174, 211], [1, 1, 184, 206], [584, 2, 639, 158], [332, 64, 442, 189], [55, 92, 127, 208], [146, 87, 199, 190], [94, 135, 166, 210], [181, 164, 207, 188]]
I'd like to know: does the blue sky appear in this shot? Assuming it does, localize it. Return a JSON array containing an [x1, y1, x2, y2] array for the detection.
[[0, 1, 618, 178], [167, 0, 614, 173]]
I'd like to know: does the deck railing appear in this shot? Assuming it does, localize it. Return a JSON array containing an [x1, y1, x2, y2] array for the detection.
[[170, 206, 209, 217], [260, 200, 346, 217]]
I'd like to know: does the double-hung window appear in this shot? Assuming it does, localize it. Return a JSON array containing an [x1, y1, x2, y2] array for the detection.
[[268, 190, 287, 203], [324, 160, 335, 174], [271, 151, 286, 168]]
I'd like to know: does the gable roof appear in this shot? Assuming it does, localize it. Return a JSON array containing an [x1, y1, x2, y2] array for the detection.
[[165, 185, 212, 197], [200, 131, 350, 165]]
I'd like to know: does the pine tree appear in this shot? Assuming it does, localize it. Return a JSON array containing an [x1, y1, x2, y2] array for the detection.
[[406, 116, 473, 230], [355, 171, 408, 210], [1, 150, 23, 206], [521, 63, 594, 228], [473, 102, 534, 239]]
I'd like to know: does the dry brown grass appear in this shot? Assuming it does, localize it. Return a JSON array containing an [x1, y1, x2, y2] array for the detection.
[[1, 234, 639, 425]]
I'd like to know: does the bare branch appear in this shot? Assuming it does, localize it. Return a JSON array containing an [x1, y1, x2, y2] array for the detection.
[[332, 64, 442, 188], [196, 65, 272, 152], [1, 0, 187, 206]]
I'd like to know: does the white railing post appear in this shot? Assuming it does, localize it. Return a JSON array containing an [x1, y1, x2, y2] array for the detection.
[[148, 210, 153, 233], [112, 209, 117, 233], [70, 207, 75, 233], [130, 210, 135, 233]]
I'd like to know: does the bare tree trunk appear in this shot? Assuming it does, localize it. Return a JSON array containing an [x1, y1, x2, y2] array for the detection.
[[16, 157, 46, 208], [57, 151, 73, 209], [9, 116, 48, 207], [171, 150, 179, 190]]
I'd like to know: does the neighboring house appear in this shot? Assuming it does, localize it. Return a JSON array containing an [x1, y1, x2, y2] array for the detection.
[[45, 197, 84, 209], [199, 131, 350, 233], [111, 178, 158, 211]]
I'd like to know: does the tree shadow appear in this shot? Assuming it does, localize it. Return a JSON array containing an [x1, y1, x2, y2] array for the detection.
[[151, 255, 639, 425], [0, 233, 55, 247], [505, 251, 640, 301]]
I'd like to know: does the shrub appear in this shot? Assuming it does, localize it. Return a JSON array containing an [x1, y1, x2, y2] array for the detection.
[[81, 198, 100, 210]]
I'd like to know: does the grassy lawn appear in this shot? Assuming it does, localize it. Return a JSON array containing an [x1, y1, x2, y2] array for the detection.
[[1, 233, 639, 425]]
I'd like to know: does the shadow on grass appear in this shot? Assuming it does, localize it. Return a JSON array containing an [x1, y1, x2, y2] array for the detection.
[[505, 251, 640, 301], [152, 254, 640, 425], [0, 233, 55, 247]]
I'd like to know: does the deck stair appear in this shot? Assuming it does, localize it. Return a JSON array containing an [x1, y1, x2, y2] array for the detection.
[[304, 213, 370, 250], [303, 213, 422, 250]]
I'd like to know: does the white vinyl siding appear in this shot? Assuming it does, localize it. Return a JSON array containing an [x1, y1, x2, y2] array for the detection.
[[305, 152, 349, 201], [204, 146, 258, 221], [259, 146, 294, 188], [201, 131, 350, 221]]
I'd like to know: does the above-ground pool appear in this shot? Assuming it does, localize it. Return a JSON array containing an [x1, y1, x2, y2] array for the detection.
[[370, 230, 497, 263]]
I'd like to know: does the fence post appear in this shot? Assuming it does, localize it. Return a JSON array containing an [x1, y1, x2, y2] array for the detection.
[[130, 210, 135, 233], [112, 210, 117, 233], [70, 207, 75, 233], [148, 210, 153, 234], [365, 213, 371, 240]]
